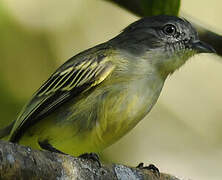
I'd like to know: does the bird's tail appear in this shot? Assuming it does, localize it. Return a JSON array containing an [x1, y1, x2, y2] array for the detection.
[[0, 121, 15, 139]]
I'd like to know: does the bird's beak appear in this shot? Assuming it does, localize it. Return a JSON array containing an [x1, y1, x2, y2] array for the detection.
[[191, 40, 216, 53]]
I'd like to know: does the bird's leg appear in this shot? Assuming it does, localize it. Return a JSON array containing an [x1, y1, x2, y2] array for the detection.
[[38, 140, 66, 155], [78, 152, 101, 167], [38, 140, 101, 167], [136, 163, 160, 177]]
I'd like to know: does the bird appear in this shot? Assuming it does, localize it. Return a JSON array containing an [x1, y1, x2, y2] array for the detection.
[[0, 15, 215, 159]]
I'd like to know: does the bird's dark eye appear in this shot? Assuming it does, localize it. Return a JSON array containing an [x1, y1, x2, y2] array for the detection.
[[163, 24, 176, 36]]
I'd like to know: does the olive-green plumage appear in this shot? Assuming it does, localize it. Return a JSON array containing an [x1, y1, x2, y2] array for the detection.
[[0, 15, 215, 156]]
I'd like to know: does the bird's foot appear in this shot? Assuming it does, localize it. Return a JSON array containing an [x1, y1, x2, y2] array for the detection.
[[137, 163, 160, 177], [38, 140, 66, 155], [78, 153, 101, 167]]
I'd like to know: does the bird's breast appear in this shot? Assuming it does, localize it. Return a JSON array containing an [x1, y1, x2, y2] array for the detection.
[[92, 74, 165, 148]]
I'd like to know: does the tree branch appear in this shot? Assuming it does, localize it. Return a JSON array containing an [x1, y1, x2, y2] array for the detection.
[[195, 24, 222, 56], [0, 140, 181, 180]]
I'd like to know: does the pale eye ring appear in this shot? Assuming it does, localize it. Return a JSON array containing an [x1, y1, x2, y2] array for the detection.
[[163, 24, 177, 36]]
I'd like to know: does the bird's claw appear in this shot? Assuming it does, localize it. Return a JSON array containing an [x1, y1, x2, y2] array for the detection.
[[78, 152, 101, 167], [136, 163, 160, 177]]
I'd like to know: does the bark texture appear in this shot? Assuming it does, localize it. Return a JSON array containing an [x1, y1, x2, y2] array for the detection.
[[0, 140, 182, 180]]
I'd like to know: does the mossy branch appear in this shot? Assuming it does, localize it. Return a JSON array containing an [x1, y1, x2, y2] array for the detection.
[[0, 140, 182, 180]]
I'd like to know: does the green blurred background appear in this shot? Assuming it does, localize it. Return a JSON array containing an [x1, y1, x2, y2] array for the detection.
[[0, 0, 221, 179]]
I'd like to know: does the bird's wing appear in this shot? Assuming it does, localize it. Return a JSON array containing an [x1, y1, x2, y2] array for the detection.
[[9, 53, 115, 142]]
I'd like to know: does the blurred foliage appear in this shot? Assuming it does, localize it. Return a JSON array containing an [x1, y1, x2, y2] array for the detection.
[[107, 0, 181, 17], [0, 76, 22, 124], [141, 0, 180, 16], [0, 2, 57, 126]]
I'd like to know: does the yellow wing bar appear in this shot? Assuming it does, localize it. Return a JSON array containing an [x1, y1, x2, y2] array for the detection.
[[37, 56, 115, 97]]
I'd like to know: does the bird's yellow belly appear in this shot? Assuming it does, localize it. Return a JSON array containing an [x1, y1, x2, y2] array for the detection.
[[18, 101, 143, 155], [19, 107, 147, 156], [19, 78, 164, 156]]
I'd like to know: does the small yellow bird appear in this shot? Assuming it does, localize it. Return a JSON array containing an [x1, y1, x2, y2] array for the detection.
[[0, 15, 215, 158]]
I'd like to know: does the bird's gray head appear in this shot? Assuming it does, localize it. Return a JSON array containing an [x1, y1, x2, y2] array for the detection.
[[110, 15, 215, 75]]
